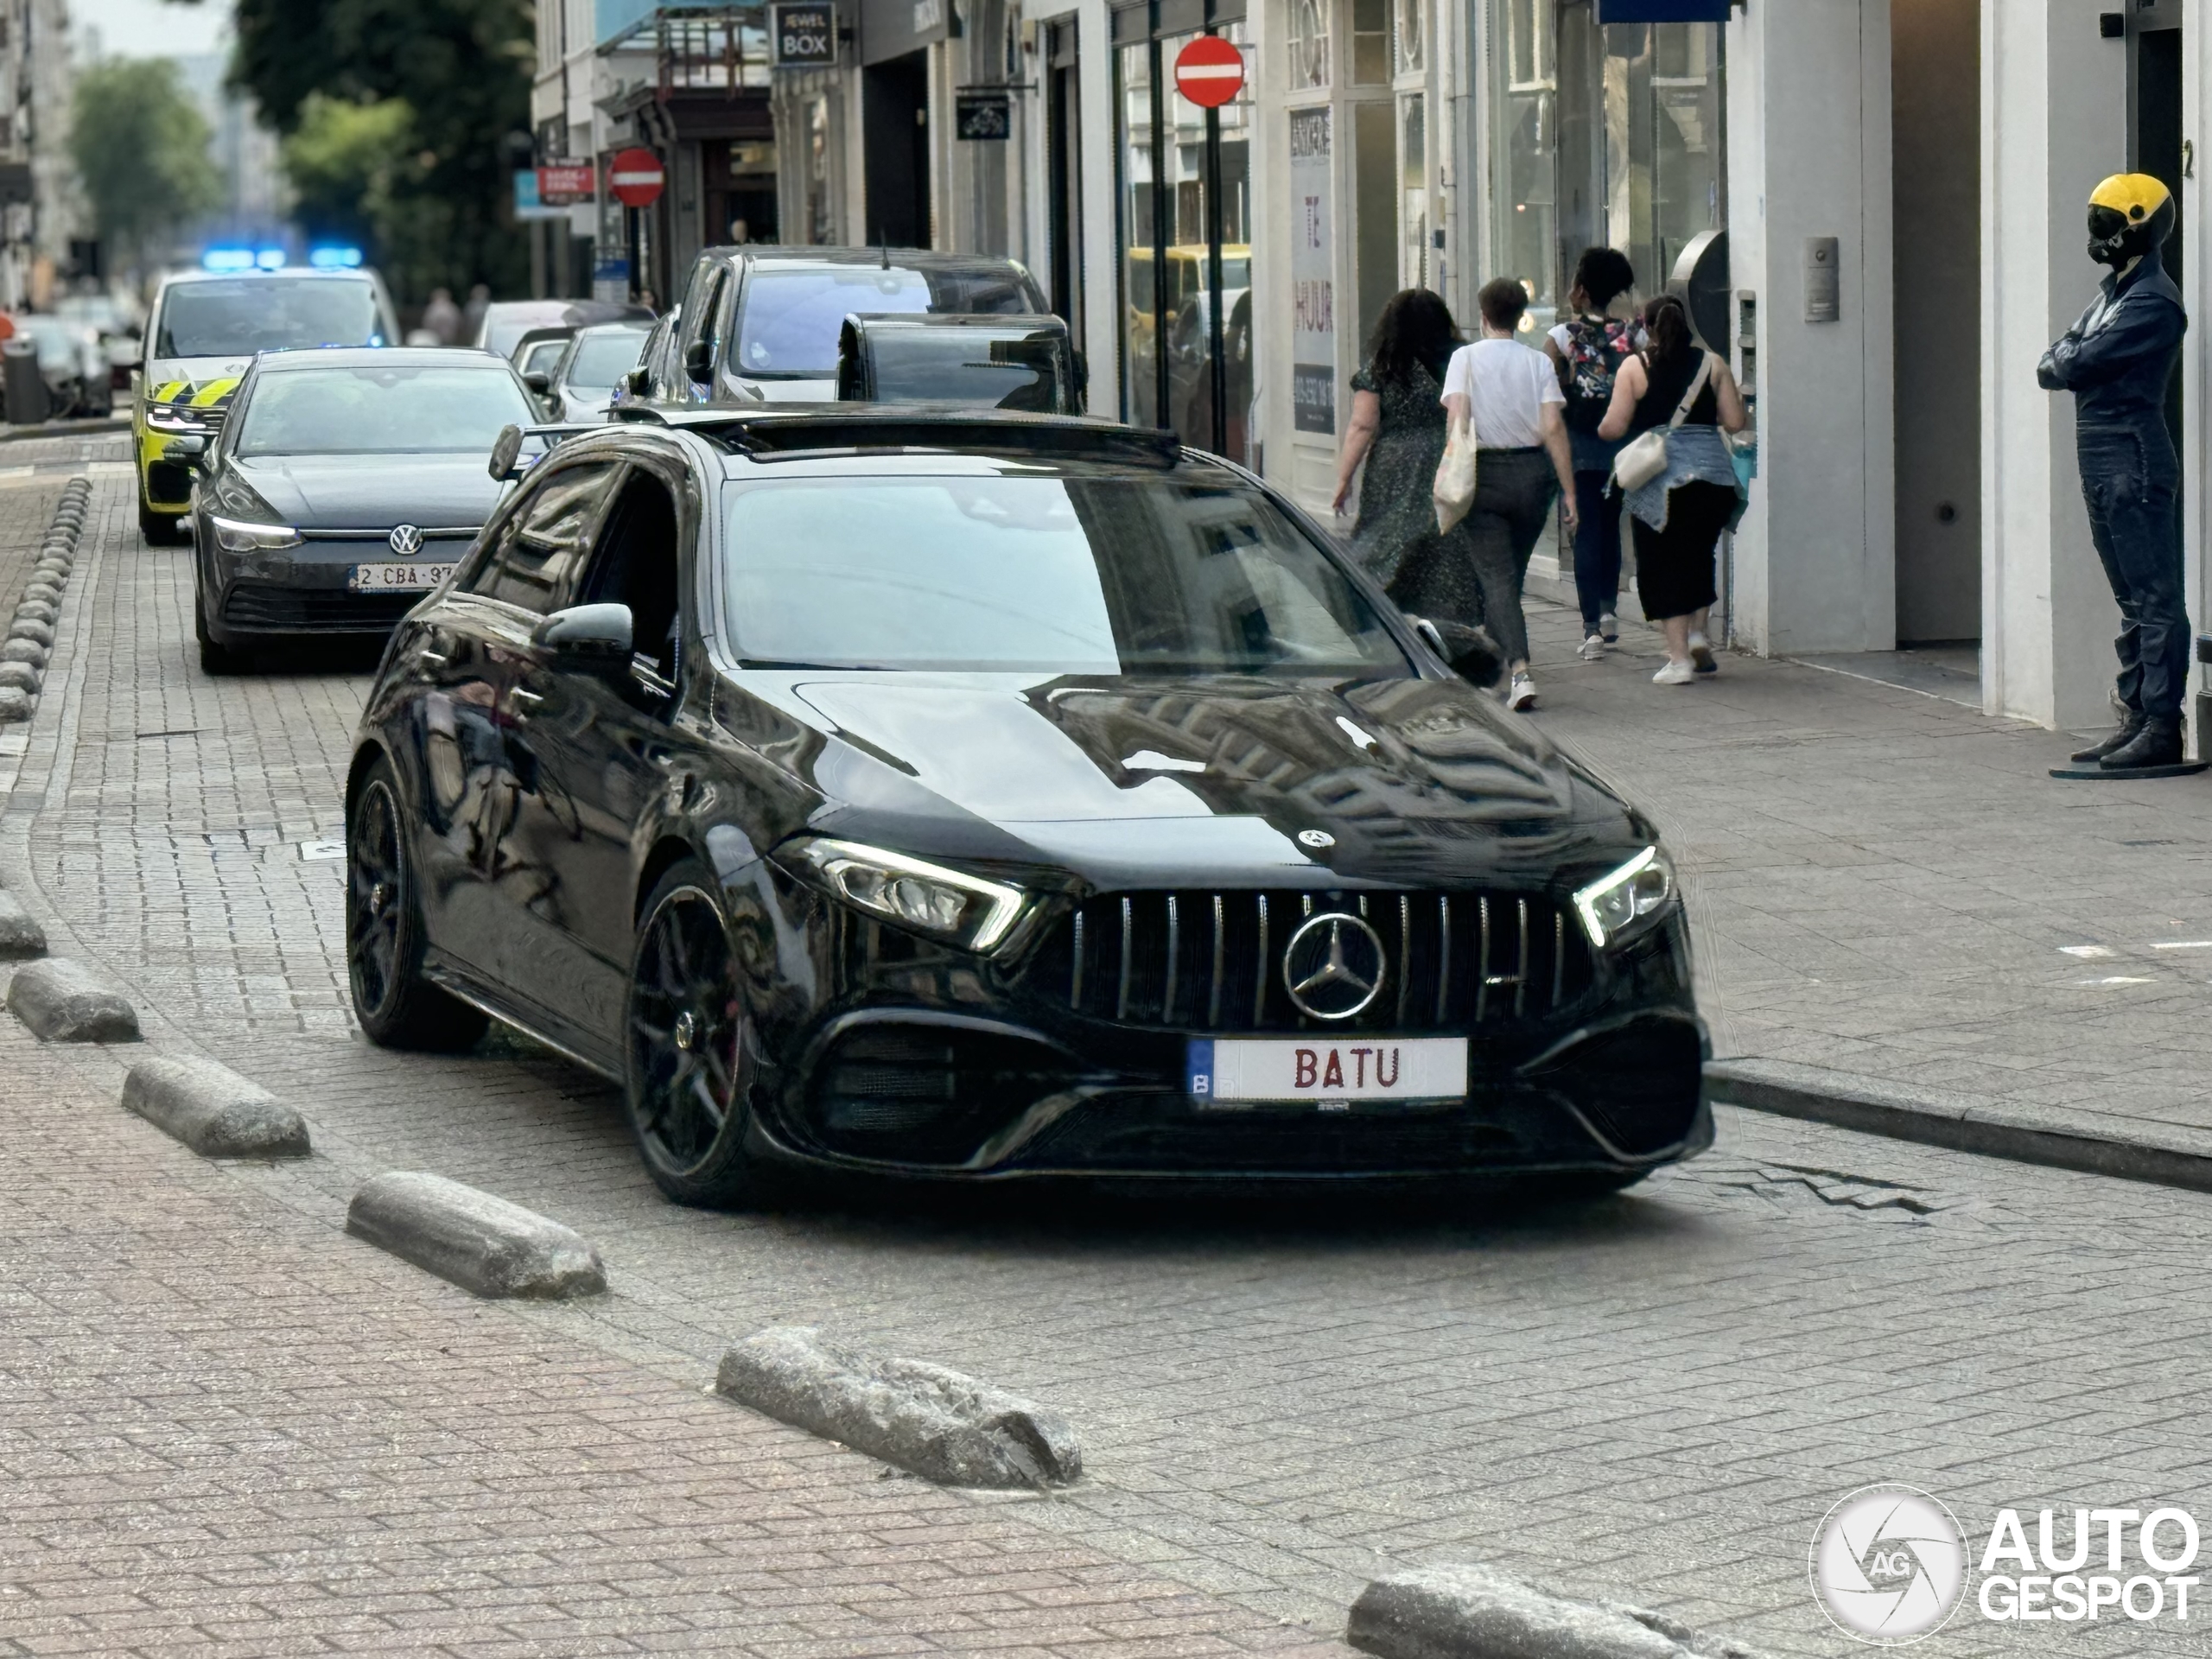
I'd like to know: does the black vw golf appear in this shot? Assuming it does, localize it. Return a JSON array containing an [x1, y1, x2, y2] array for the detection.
[[345, 406, 1707, 1205]]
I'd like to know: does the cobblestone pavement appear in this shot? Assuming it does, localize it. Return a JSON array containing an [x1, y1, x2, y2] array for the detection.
[[3, 473, 2212, 1656]]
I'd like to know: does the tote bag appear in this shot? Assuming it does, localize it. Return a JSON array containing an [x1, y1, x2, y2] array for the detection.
[[1433, 405, 1478, 533], [1612, 352, 1714, 493]]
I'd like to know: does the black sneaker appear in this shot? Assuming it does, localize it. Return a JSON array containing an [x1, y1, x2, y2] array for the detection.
[[2100, 717, 2183, 770], [2071, 714, 2143, 764]]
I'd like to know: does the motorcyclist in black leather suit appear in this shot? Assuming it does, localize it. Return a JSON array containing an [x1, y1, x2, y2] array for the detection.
[[2038, 173, 2190, 770]]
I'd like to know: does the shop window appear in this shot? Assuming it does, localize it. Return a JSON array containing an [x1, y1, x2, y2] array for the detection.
[[804, 97, 836, 245], [1353, 102, 1397, 353], [1492, 0, 1559, 312], [1116, 39, 1161, 428], [1394, 0, 1424, 75], [1351, 0, 1389, 84], [1400, 94, 1427, 289], [1287, 0, 1330, 89]]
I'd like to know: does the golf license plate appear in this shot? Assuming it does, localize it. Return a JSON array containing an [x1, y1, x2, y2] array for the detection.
[[347, 562, 455, 593], [1186, 1037, 1468, 1104]]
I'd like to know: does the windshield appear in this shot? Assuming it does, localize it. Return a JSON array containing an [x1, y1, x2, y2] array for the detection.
[[155, 278, 381, 358], [722, 474, 1408, 676], [866, 331, 1071, 411], [236, 365, 533, 457], [567, 329, 650, 390], [519, 338, 569, 375], [734, 266, 1040, 377]]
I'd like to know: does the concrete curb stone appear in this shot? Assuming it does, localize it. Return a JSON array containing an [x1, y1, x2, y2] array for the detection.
[[0, 662, 38, 692], [715, 1324, 1082, 1489], [122, 1055, 310, 1159], [0, 686, 29, 722], [22, 582, 58, 606], [0, 639, 48, 666], [345, 1171, 607, 1299], [16, 599, 53, 623], [1347, 1564, 1766, 1659], [6, 957, 140, 1041], [1704, 1056, 2212, 1196], [8, 619, 52, 646], [0, 890, 46, 957]]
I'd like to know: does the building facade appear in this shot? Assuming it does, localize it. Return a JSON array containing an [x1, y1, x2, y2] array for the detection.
[[0, 0, 76, 311], [534, 0, 2212, 747]]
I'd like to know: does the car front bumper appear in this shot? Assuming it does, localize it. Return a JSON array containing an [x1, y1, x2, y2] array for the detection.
[[201, 531, 464, 645], [733, 870, 1711, 1185]]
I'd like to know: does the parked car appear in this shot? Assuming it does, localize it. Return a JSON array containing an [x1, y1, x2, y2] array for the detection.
[[630, 246, 1049, 406], [510, 326, 579, 381], [610, 308, 678, 416], [342, 404, 1707, 1209], [474, 299, 654, 364], [532, 320, 654, 423], [169, 346, 536, 673], [835, 314, 1081, 412], [133, 266, 402, 543], [10, 314, 109, 416]]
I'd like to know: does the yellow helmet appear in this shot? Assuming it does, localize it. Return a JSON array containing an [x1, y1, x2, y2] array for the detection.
[[2088, 173, 2175, 266]]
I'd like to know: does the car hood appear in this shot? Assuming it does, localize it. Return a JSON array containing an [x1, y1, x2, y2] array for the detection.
[[145, 356, 253, 399], [232, 453, 503, 530], [739, 671, 1644, 887]]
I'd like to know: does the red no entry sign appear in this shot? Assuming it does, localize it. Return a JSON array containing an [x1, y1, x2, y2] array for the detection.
[[608, 148, 666, 208], [1174, 35, 1244, 108]]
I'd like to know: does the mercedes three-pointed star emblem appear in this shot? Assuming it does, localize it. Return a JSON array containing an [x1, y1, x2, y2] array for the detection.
[[1281, 911, 1387, 1021]]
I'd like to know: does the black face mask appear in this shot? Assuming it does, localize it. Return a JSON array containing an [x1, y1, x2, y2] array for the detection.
[[2088, 204, 2144, 268]]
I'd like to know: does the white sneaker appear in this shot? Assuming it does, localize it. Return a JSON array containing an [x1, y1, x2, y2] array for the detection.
[[1578, 632, 1605, 661], [1508, 671, 1537, 710], [1652, 660, 1695, 686], [1688, 631, 1717, 674], [1599, 611, 1619, 643]]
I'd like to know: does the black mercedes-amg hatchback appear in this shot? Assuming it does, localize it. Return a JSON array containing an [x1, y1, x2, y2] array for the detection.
[[345, 405, 1707, 1205]]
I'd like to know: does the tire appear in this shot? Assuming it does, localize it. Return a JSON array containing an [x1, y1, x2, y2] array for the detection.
[[624, 858, 764, 1208], [138, 498, 185, 545], [346, 756, 487, 1052], [193, 587, 241, 675]]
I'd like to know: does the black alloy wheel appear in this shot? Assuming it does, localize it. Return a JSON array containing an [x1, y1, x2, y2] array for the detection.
[[625, 859, 762, 1207], [346, 756, 487, 1052]]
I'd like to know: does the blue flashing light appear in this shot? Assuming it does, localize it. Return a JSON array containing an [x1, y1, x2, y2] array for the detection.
[[254, 248, 286, 270], [202, 248, 255, 271], [308, 245, 365, 270]]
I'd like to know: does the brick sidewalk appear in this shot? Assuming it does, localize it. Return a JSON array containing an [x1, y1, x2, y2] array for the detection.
[[0, 1023, 1348, 1657], [1520, 595, 2212, 1153]]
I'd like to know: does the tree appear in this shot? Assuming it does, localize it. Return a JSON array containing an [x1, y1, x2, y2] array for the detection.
[[162, 0, 534, 302], [68, 58, 224, 273]]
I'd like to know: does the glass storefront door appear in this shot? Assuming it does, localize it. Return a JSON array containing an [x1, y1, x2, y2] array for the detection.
[[1490, 0, 1723, 327], [1116, 7, 1254, 455]]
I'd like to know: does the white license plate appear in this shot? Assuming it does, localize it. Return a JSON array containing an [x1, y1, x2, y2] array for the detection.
[[347, 562, 455, 593], [1186, 1037, 1468, 1103]]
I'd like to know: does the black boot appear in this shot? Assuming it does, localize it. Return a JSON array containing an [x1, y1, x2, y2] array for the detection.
[[2100, 715, 2183, 770], [2072, 712, 2145, 763]]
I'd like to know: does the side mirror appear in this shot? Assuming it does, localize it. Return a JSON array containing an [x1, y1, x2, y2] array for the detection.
[[624, 365, 651, 397], [531, 602, 632, 662], [683, 338, 714, 383], [1411, 615, 1505, 689], [487, 423, 523, 481], [524, 370, 551, 394], [162, 434, 208, 467]]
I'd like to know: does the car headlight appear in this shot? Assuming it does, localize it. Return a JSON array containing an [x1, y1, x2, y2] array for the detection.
[[785, 837, 1027, 953], [210, 513, 302, 553], [145, 402, 210, 433], [1572, 846, 1675, 949]]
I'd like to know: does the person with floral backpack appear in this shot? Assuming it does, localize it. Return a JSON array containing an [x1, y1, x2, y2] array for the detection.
[[1543, 248, 1638, 660]]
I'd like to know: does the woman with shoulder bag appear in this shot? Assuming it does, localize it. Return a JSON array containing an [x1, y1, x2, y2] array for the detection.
[[1429, 278, 1578, 712], [1597, 293, 1748, 686], [1543, 247, 1638, 661]]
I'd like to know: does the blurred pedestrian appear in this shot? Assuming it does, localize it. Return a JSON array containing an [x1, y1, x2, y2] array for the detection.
[[421, 287, 461, 346], [1434, 277, 1577, 712], [1597, 293, 1748, 685], [462, 283, 492, 343], [1544, 247, 1638, 661], [1332, 288, 1463, 595]]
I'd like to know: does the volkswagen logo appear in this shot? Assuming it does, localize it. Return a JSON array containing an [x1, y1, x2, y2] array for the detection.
[[1281, 912, 1386, 1021], [388, 524, 424, 556]]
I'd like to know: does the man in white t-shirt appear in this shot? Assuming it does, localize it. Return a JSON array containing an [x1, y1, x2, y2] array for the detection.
[[1429, 278, 1578, 713]]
